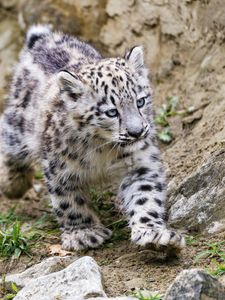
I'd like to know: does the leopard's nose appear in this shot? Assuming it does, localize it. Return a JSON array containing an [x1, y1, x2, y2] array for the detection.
[[127, 127, 144, 138]]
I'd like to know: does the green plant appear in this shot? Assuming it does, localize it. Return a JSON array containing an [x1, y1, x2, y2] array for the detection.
[[158, 127, 173, 143], [107, 219, 129, 243], [0, 208, 62, 259], [208, 261, 225, 277], [26, 213, 60, 244], [155, 96, 179, 143], [0, 221, 30, 258], [155, 96, 179, 125], [155, 96, 195, 143], [0, 209, 21, 227], [0, 275, 19, 299], [34, 169, 44, 180], [132, 291, 162, 300], [194, 241, 225, 262], [90, 188, 114, 208], [90, 188, 129, 244], [185, 235, 198, 245]]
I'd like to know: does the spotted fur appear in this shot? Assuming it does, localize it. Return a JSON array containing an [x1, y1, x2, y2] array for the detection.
[[0, 25, 185, 250]]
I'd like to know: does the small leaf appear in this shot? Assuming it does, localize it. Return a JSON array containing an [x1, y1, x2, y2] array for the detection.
[[5, 294, 16, 300], [48, 244, 72, 256], [14, 248, 22, 258], [158, 127, 173, 143], [11, 282, 18, 293], [168, 96, 179, 112], [34, 170, 44, 180], [194, 250, 210, 262]]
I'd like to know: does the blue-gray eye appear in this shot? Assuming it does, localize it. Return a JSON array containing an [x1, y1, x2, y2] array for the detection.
[[137, 97, 146, 108], [105, 108, 118, 118]]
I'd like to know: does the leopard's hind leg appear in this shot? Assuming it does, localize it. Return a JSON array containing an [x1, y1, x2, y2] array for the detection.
[[0, 152, 33, 199], [0, 117, 34, 199]]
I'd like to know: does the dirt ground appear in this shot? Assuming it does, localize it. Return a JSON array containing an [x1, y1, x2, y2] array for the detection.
[[0, 180, 224, 298]]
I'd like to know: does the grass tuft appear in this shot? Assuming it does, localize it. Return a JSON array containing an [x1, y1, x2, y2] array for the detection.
[[195, 241, 225, 277], [208, 261, 225, 277], [0, 209, 60, 259], [90, 188, 129, 244], [0, 221, 30, 258], [194, 241, 225, 262], [0, 209, 21, 226], [185, 235, 198, 246]]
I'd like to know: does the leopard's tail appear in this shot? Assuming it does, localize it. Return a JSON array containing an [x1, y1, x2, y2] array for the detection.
[[26, 24, 52, 49]]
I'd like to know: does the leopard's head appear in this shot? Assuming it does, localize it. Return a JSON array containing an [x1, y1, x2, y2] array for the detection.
[[58, 46, 154, 150]]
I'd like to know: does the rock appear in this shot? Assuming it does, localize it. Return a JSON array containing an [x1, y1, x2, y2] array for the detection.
[[159, 7, 184, 37], [106, 0, 134, 17], [1, 256, 76, 288], [33, 183, 43, 194], [182, 110, 203, 126], [219, 274, 225, 286], [3, 256, 136, 300], [139, 3, 159, 27], [13, 256, 106, 300], [168, 116, 183, 139], [0, 0, 18, 9], [156, 60, 174, 79], [19, 0, 106, 45], [164, 269, 225, 300], [168, 150, 225, 233], [205, 219, 225, 234], [100, 19, 127, 49], [0, 18, 22, 103], [0, 16, 22, 112]]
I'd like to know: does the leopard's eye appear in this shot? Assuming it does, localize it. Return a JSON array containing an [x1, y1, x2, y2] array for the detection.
[[105, 108, 118, 118], [137, 97, 146, 108]]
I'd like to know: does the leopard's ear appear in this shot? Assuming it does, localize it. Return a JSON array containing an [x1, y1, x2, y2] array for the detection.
[[125, 46, 145, 73], [57, 70, 85, 95]]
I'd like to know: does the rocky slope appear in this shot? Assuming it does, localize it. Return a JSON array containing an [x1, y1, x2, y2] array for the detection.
[[1, 0, 225, 298]]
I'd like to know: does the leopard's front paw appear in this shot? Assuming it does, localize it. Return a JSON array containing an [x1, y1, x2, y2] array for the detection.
[[61, 225, 112, 251], [131, 225, 185, 250]]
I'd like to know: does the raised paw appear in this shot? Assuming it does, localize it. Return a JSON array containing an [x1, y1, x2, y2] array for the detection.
[[131, 225, 185, 250], [61, 225, 112, 250]]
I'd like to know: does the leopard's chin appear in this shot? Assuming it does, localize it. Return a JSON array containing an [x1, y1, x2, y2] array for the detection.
[[120, 139, 146, 152]]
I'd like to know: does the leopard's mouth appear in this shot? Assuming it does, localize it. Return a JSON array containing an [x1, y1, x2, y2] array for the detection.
[[117, 138, 146, 150], [118, 130, 149, 147]]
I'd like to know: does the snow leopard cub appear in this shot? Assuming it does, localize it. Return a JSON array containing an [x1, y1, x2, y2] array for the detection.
[[0, 25, 185, 250]]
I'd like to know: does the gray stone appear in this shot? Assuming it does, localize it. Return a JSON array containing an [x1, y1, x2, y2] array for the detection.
[[219, 274, 225, 287], [164, 269, 225, 300], [168, 150, 225, 233], [13, 256, 106, 300], [1, 256, 76, 288]]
